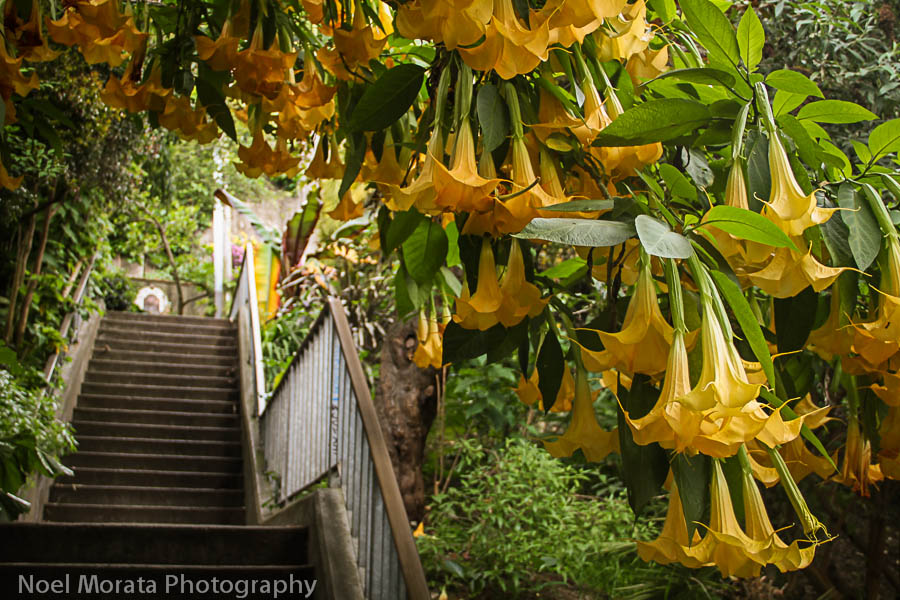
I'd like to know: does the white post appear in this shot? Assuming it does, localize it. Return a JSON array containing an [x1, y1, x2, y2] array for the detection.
[[223, 204, 233, 308], [213, 198, 225, 317]]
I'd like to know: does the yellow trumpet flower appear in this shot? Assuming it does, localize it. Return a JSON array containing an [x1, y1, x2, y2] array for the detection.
[[741, 461, 817, 572], [497, 240, 548, 327], [850, 236, 900, 371], [833, 415, 883, 497], [1, 31, 39, 102], [306, 138, 346, 181], [636, 481, 708, 568], [235, 133, 301, 178], [576, 257, 674, 376], [433, 118, 502, 213], [745, 243, 846, 299], [543, 365, 618, 462], [48, 0, 147, 66], [763, 127, 836, 237], [683, 460, 769, 578], [5, 0, 60, 63], [413, 309, 443, 370], [233, 26, 297, 100], [0, 157, 22, 191], [195, 18, 241, 72], [453, 239, 503, 330], [333, 0, 388, 66], [878, 406, 900, 480], [514, 366, 574, 412]]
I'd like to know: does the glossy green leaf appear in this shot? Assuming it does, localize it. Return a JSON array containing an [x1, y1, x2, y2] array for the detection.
[[635, 215, 694, 259], [347, 64, 426, 132], [477, 83, 510, 153], [591, 99, 712, 146], [838, 183, 881, 271], [539, 199, 615, 212], [765, 69, 823, 99], [514, 218, 636, 247], [650, 67, 736, 88], [774, 286, 818, 353], [659, 164, 697, 199], [402, 219, 448, 284], [869, 118, 900, 161], [699, 205, 798, 250], [681, 0, 740, 68], [672, 452, 710, 542], [339, 132, 365, 200], [618, 375, 669, 517], [797, 100, 877, 124], [536, 330, 564, 412], [710, 270, 776, 388], [736, 6, 764, 71], [386, 209, 427, 253]]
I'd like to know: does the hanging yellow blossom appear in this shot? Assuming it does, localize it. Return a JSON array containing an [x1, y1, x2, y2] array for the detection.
[[543, 365, 618, 462]]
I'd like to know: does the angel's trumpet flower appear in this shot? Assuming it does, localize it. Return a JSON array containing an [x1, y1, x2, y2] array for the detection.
[[740, 450, 817, 572], [636, 481, 708, 567], [453, 239, 503, 330], [543, 364, 618, 462], [497, 240, 548, 327], [576, 254, 673, 376], [6, 0, 60, 63], [333, 0, 387, 66], [196, 17, 241, 71], [413, 308, 443, 370], [433, 118, 501, 213], [515, 366, 575, 413], [682, 460, 769, 578]]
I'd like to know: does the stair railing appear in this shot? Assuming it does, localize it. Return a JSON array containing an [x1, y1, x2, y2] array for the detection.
[[230, 243, 266, 415], [230, 245, 429, 600]]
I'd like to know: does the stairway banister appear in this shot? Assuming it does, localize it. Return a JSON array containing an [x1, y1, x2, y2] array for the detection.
[[43, 253, 97, 382], [326, 297, 430, 600], [229, 242, 266, 415]]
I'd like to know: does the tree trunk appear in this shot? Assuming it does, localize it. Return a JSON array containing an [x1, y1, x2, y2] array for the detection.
[[147, 216, 184, 314], [373, 318, 439, 524], [15, 204, 57, 349], [4, 203, 37, 345]]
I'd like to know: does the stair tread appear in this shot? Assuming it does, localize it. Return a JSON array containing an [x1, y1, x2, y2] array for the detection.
[[88, 358, 235, 372], [53, 484, 244, 494], [78, 393, 236, 406], [81, 382, 238, 393], [66, 449, 242, 459], [74, 407, 239, 419], [105, 310, 232, 323], [72, 420, 240, 434], [86, 370, 236, 383]]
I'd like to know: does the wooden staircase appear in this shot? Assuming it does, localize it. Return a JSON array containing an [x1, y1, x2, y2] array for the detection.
[[1, 312, 317, 598]]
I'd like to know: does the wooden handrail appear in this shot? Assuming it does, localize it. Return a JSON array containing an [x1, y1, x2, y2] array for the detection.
[[327, 297, 430, 600], [43, 254, 97, 382]]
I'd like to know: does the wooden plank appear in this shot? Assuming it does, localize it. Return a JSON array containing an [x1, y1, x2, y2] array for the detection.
[[327, 297, 431, 600]]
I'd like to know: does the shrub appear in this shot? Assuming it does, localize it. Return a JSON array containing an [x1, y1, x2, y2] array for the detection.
[[417, 437, 727, 599], [95, 268, 136, 312], [0, 369, 75, 520]]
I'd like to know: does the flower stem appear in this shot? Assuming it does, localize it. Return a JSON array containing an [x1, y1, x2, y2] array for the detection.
[[765, 442, 828, 540]]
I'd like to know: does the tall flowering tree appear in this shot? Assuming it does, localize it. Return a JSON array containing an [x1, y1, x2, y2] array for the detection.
[[3, 0, 900, 580]]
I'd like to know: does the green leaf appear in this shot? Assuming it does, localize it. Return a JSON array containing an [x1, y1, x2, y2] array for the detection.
[[772, 90, 807, 117], [699, 205, 798, 250], [394, 266, 416, 317], [347, 64, 425, 132], [514, 218, 636, 247], [476, 83, 510, 153], [680, 0, 740, 68], [618, 375, 669, 517], [765, 70, 823, 99], [402, 219, 448, 284], [659, 164, 697, 199], [591, 99, 711, 146], [774, 286, 818, 353], [736, 6, 764, 71], [797, 100, 877, 124], [648, 0, 677, 22], [386, 209, 427, 253], [745, 130, 770, 209], [339, 132, 366, 200], [777, 114, 821, 168], [540, 257, 587, 280], [710, 270, 776, 389], [539, 199, 615, 212], [838, 183, 882, 271], [196, 77, 236, 141], [536, 330, 564, 412], [281, 196, 321, 268], [672, 453, 710, 541], [820, 212, 855, 268], [442, 321, 508, 363], [868, 118, 900, 161], [650, 67, 736, 88], [635, 215, 694, 259]]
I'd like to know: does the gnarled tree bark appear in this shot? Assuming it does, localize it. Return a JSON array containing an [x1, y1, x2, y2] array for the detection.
[[373, 318, 438, 524]]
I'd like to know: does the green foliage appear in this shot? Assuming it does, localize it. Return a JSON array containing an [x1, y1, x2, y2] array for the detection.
[[261, 303, 319, 391], [0, 369, 75, 520], [94, 268, 137, 312], [418, 438, 726, 599], [760, 0, 900, 119]]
